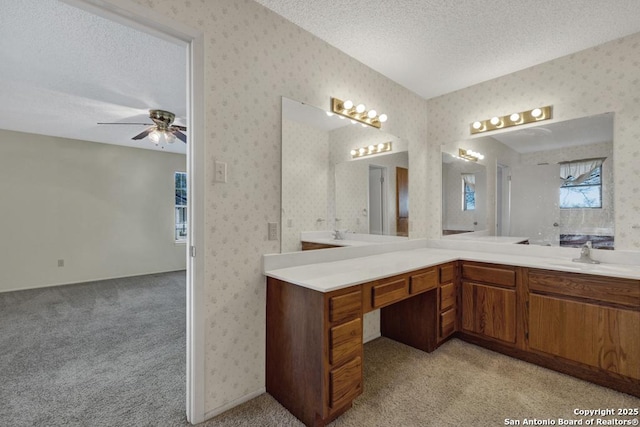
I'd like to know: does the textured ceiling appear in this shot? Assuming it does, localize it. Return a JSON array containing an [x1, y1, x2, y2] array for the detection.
[[255, 0, 640, 99], [0, 0, 187, 154], [3, 1, 640, 154]]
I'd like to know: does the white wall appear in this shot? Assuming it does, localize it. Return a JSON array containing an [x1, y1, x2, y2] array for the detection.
[[0, 129, 187, 292]]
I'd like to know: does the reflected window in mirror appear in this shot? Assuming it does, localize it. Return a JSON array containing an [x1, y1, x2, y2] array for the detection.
[[462, 173, 476, 211], [442, 112, 615, 248], [559, 160, 603, 209]]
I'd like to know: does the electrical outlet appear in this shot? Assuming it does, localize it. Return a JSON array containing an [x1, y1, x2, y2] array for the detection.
[[57, 259, 64, 267], [268, 222, 278, 240], [214, 161, 227, 183]]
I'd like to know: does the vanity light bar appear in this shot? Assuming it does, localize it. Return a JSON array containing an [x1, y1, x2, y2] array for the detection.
[[331, 98, 388, 129], [350, 142, 392, 158], [470, 105, 553, 134], [458, 148, 484, 162]]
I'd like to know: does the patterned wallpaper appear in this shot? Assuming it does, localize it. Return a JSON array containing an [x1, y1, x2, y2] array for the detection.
[[428, 32, 640, 249], [131, 0, 429, 415], [281, 118, 330, 252], [128, 0, 638, 418]]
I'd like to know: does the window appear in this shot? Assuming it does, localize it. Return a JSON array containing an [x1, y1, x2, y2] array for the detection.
[[462, 173, 475, 211], [175, 172, 187, 241], [559, 163, 602, 209]]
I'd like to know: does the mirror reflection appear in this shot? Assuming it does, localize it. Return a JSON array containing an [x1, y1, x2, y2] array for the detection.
[[442, 112, 614, 248], [441, 153, 487, 234], [282, 97, 409, 253]]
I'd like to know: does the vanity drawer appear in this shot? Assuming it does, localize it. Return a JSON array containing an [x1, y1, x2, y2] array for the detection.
[[329, 290, 362, 323], [372, 278, 409, 308], [462, 263, 516, 288], [329, 356, 362, 408], [440, 263, 455, 284], [528, 269, 640, 308], [330, 318, 362, 366], [440, 282, 456, 310], [440, 308, 456, 339], [410, 269, 437, 294]]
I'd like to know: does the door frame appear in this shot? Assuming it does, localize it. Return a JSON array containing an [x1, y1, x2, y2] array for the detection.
[[368, 164, 388, 235], [63, 0, 206, 423]]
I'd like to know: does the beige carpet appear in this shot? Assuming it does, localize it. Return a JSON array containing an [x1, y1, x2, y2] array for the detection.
[[202, 337, 639, 427]]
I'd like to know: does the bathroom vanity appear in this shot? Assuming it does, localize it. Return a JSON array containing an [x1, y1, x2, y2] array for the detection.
[[264, 245, 639, 427]]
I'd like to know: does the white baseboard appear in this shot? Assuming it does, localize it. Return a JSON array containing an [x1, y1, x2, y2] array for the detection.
[[0, 269, 187, 294], [201, 388, 266, 423], [364, 331, 381, 343]]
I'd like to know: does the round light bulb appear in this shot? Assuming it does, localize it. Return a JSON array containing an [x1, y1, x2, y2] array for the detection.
[[368, 145, 375, 152], [472, 121, 482, 129], [378, 114, 387, 123], [355, 104, 366, 114], [343, 100, 353, 110], [350, 149, 357, 156], [510, 113, 520, 122], [358, 148, 365, 155], [367, 109, 377, 119], [490, 116, 501, 126], [478, 154, 485, 160], [149, 130, 161, 144], [377, 143, 385, 150], [531, 108, 542, 118]]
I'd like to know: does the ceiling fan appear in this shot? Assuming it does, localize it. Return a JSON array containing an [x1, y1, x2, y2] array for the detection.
[[98, 109, 187, 145]]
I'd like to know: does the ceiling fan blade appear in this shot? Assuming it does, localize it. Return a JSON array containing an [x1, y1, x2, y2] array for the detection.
[[172, 124, 187, 131], [171, 129, 187, 143], [132, 127, 155, 140], [97, 122, 153, 126]]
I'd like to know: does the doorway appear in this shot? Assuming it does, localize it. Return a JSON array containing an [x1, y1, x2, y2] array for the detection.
[[369, 165, 387, 235], [34, 0, 205, 423], [396, 167, 409, 236], [496, 163, 511, 236]]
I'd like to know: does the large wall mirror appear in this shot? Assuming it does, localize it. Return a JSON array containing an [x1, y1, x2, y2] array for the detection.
[[282, 97, 408, 253], [441, 152, 487, 234], [442, 112, 614, 248]]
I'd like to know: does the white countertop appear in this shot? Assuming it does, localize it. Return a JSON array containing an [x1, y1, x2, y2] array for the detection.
[[264, 246, 640, 293], [300, 231, 409, 247], [443, 235, 529, 244]]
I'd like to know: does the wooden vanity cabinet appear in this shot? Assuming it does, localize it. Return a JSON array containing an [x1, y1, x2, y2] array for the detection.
[[438, 263, 458, 342], [301, 241, 341, 251], [527, 269, 640, 382], [266, 278, 363, 427], [376, 268, 437, 353], [461, 262, 519, 345]]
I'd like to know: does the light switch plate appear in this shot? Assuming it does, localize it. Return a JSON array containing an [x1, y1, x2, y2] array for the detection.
[[214, 161, 227, 183], [268, 222, 278, 240]]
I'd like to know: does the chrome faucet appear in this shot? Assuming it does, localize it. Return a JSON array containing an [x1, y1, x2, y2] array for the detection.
[[572, 241, 600, 264]]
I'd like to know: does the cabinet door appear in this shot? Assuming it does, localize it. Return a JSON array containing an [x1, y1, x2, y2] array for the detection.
[[462, 282, 516, 344], [529, 294, 640, 379]]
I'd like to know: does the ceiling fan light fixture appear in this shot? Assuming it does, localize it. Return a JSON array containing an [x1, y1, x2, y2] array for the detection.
[[149, 129, 176, 145]]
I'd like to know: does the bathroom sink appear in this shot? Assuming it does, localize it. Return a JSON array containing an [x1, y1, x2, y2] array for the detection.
[[547, 260, 635, 275]]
